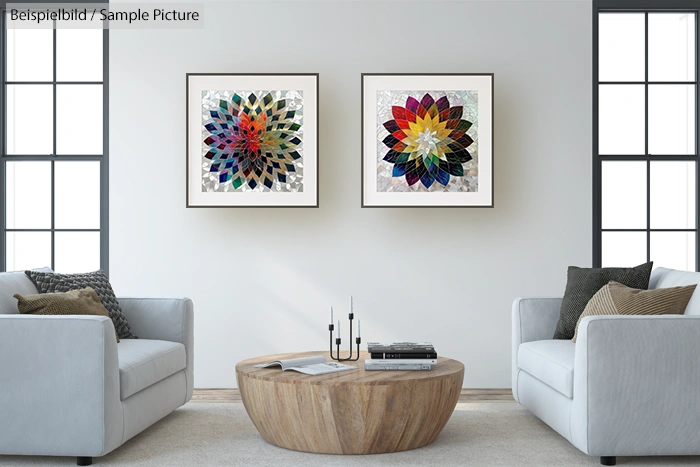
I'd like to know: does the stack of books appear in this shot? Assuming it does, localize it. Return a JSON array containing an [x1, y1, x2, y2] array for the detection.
[[364, 342, 437, 371]]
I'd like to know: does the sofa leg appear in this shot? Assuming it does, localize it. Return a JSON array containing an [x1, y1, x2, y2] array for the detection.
[[600, 456, 616, 466], [77, 457, 92, 466]]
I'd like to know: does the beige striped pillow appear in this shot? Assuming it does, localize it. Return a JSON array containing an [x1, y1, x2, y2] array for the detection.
[[571, 280, 697, 342]]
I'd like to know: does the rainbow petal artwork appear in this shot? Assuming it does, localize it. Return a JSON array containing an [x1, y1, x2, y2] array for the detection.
[[187, 74, 318, 207], [362, 74, 493, 207], [377, 91, 478, 192], [202, 90, 304, 192]]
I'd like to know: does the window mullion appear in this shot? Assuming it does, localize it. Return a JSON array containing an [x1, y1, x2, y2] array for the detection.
[[51, 22, 56, 270], [101, 27, 108, 276], [1, 154, 104, 160], [5, 81, 104, 85], [645, 12, 651, 263], [696, 12, 700, 270], [599, 81, 697, 84], [0, 12, 5, 271], [593, 6, 602, 267]]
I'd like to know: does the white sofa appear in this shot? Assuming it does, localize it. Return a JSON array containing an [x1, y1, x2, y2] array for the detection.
[[0, 270, 194, 465], [512, 267, 700, 466]]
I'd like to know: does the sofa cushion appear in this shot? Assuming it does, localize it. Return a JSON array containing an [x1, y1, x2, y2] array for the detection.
[[518, 340, 575, 398], [15, 287, 120, 343], [26, 270, 136, 339], [650, 267, 700, 315], [0, 268, 52, 314], [572, 281, 696, 342], [118, 339, 186, 400], [553, 262, 653, 339]]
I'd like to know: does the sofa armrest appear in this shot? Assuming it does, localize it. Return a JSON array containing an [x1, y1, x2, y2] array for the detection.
[[511, 297, 562, 402], [118, 297, 194, 401], [0, 315, 122, 457], [512, 297, 562, 344], [571, 315, 700, 457]]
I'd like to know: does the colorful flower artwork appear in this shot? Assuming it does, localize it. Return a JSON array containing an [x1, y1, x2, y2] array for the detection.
[[187, 74, 318, 207], [362, 74, 493, 207], [201, 90, 304, 193], [377, 90, 478, 193]]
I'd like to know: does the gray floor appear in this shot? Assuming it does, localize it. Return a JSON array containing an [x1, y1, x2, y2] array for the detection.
[[1, 403, 699, 466]]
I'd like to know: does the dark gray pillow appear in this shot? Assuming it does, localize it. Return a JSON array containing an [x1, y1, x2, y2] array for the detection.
[[553, 262, 653, 340], [25, 270, 136, 340]]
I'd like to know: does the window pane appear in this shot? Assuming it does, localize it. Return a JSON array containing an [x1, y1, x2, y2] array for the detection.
[[648, 85, 695, 155], [649, 13, 696, 82], [599, 85, 645, 155], [5, 161, 52, 229], [6, 28, 53, 81], [54, 232, 100, 273], [651, 232, 696, 271], [6, 85, 53, 155], [602, 232, 647, 267], [602, 161, 647, 229], [57, 29, 103, 82], [599, 13, 645, 82], [54, 161, 100, 229], [56, 85, 103, 155], [650, 161, 695, 229], [6, 232, 51, 271]]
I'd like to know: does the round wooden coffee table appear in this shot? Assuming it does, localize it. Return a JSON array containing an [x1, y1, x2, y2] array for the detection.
[[236, 351, 464, 454]]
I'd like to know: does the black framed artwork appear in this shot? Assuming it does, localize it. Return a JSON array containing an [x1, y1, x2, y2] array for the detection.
[[361, 73, 494, 207], [186, 73, 319, 207]]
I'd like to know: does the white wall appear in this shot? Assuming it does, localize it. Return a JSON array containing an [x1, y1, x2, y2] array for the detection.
[[110, 0, 592, 388]]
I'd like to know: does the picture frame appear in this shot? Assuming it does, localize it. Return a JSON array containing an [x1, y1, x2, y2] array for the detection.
[[361, 73, 494, 207], [186, 73, 319, 207]]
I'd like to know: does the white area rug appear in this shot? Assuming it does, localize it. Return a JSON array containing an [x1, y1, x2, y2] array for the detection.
[[1, 403, 699, 466]]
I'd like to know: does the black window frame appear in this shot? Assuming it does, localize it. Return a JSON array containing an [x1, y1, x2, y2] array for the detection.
[[593, 0, 700, 269], [0, 0, 109, 275]]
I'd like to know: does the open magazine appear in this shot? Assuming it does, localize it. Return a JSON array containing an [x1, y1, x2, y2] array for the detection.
[[254, 355, 356, 376]]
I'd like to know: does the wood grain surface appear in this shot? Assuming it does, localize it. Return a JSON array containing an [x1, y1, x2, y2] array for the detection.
[[191, 388, 513, 403], [235, 351, 464, 454]]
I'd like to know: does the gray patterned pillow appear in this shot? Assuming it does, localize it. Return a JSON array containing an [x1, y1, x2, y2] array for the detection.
[[553, 262, 653, 340], [25, 270, 136, 340]]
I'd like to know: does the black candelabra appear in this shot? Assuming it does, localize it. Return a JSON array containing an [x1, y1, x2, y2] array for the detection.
[[329, 310, 361, 362]]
